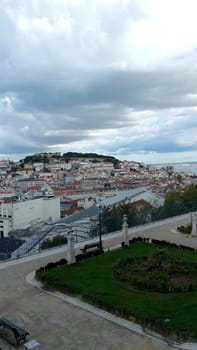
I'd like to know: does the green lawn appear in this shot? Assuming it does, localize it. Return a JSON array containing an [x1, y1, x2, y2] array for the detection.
[[40, 243, 197, 340]]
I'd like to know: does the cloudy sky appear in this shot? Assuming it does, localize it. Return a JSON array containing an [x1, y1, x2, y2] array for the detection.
[[1, 0, 197, 164]]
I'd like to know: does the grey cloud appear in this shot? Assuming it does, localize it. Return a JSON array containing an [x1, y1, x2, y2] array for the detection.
[[103, 134, 197, 158], [0, 0, 146, 90], [0, 0, 197, 162], [84, 69, 197, 110], [10, 68, 197, 117], [1, 65, 197, 157]]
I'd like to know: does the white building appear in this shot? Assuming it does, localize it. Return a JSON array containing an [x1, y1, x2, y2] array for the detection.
[[98, 187, 164, 209], [0, 196, 60, 238], [33, 162, 44, 171]]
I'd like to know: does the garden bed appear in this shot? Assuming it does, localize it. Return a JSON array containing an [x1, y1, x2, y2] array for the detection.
[[36, 242, 197, 341]]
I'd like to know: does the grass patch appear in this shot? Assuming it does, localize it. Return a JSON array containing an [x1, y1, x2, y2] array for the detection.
[[39, 243, 197, 341]]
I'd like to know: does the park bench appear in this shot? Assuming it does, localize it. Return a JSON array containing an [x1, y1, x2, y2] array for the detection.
[[80, 242, 100, 255], [0, 317, 29, 344]]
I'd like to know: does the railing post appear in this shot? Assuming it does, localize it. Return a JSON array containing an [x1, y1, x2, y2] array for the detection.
[[66, 229, 76, 264], [98, 205, 103, 252], [122, 214, 129, 246]]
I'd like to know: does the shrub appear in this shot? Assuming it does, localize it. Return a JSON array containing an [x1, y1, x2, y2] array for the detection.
[[35, 258, 68, 279], [177, 224, 192, 234], [41, 235, 68, 249]]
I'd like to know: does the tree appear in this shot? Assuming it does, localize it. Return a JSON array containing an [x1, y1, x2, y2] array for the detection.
[[163, 186, 197, 217], [177, 174, 182, 183], [164, 190, 183, 207]]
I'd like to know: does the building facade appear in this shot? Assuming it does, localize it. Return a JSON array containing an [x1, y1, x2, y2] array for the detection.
[[0, 196, 60, 237]]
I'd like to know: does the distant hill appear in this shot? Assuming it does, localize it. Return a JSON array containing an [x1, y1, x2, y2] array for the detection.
[[21, 152, 120, 168], [62, 152, 120, 167]]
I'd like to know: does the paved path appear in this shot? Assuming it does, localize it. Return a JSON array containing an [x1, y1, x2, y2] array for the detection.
[[0, 214, 197, 350], [0, 338, 16, 350]]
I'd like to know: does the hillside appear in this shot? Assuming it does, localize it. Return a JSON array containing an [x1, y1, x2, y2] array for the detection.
[[21, 152, 120, 168]]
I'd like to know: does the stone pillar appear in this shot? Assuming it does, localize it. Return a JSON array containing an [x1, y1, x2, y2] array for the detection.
[[191, 212, 197, 237], [67, 229, 76, 264], [189, 212, 193, 225], [122, 214, 129, 246]]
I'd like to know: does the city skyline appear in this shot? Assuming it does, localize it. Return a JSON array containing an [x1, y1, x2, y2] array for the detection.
[[1, 0, 197, 164]]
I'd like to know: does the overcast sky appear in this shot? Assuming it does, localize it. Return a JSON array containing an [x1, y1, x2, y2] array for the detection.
[[1, 0, 197, 164]]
